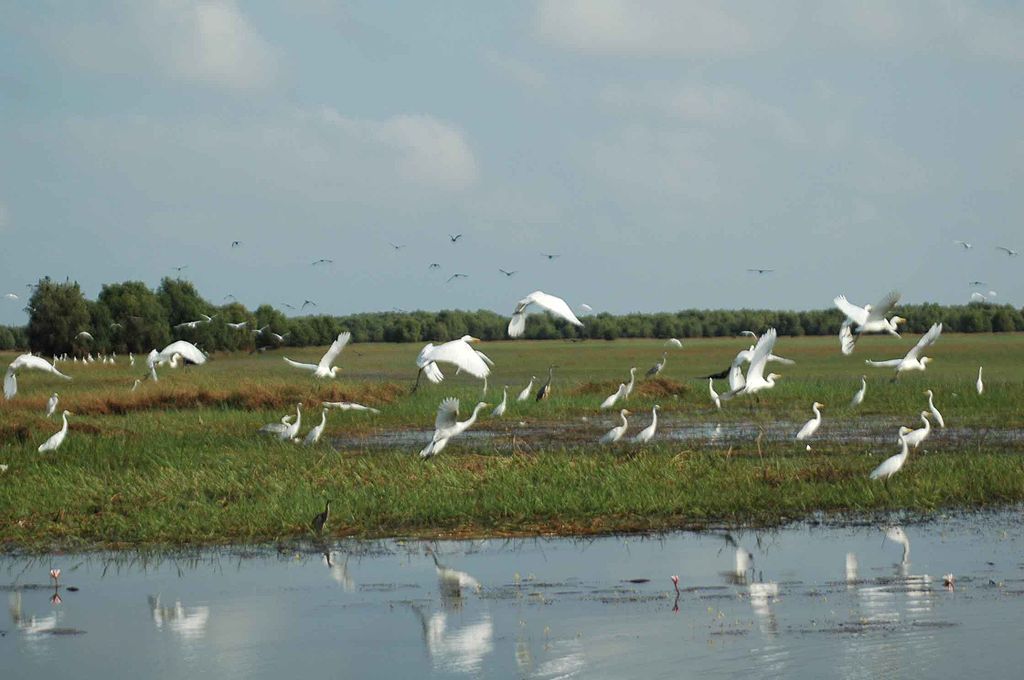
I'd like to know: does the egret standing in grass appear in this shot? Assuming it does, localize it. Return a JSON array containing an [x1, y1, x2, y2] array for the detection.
[[312, 500, 331, 534], [38, 410, 72, 453], [795, 402, 824, 441], [4, 354, 72, 400], [599, 409, 631, 444], [924, 389, 945, 428], [517, 377, 536, 402], [420, 398, 489, 458], [303, 408, 328, 445], [901, 411, 931, 449], [870, 431, 911, 481], [284, 332, 351, 379], [281, 403, 302, 442], [491, 386, 508, 417], [976, 366, 984, 395], [45, 393, 59, 417], [632, 405, 660, 443], [623, 367, 638, 398], [709, 378, 721, 409], [850, 376, 867, 408], [600, 383, 627, 410]]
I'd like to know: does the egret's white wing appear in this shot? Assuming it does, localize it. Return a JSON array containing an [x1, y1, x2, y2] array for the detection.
[[3, 369, 15, 399], [507, 312, 527, 338], [474, 349, 495, 368], [767, 354, 795, 365], [529, 291, 584, 326], [423, 362, 445, 384], [159, 341, 207, 365], [839, 320, 855, 355], [283, 358, 318, 371], [318, 332, 352, 371], [865, 359, 902, 367], [746, 328, 778, 383], [833, 295, 868, 326], [425, 341, 491, 379], [323, 402, 381, 414], [727, 363, 746, 392], [434, 398, 460, 431], [864, 291, 901, 323], [904, 323, 942, 361]]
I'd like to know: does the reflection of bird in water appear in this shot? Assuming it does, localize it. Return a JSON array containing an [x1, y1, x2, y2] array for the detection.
[[408, 604, 494, 674], [9, 591, 60, 635], [884, 526, 911, 566], [426, 547, 480, 609], [323, 552, 355, 592], [148, 595, 210, 639], [748, 581, 780, 635], [846, 552, 859, 583], [724, 546, 754, 584]]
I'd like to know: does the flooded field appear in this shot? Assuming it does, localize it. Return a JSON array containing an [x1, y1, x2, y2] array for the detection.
[[5, 510, 1024, 678]]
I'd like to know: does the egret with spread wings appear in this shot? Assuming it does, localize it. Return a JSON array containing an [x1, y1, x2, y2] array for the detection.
[[719, 328, 782, 401], [833, 291, 904, 354], [507, 291, 583, 338], [415, 335, 492, 387], [283, 332, 351, 378], [4, 354, 72, 399], [865, 323, 942, 377], [419, 397, 489, 458]]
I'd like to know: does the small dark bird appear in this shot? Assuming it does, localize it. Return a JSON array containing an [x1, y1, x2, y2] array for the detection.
[[389, 243, 405, 250], [446, 273, 468, 283], [312, 500, 332, 534], [969, 281, 987, 287], [541, 253, 560, 260], [428, 263, 441, 269], [282, 302, 296, 310], [231, 240, 242, 247], [312, 259, 334, 266], [302, 299, 317, 310], [646, 352, 667, 378], [223, 294, 237, 301], [747, 268, 774, 275], [449, 234, 463, 243], [536, 366, 554, 401], [499, 269, 517, 277], [173, 265, 188, 273], [698, 367, 730, 380]]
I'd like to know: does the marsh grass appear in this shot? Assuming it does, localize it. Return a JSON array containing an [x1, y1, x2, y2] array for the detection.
[[1, 333, 1022, 550]]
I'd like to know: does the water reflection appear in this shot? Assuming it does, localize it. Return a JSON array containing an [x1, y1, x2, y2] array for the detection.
[[323, 552, 355, 592], [408, 605, 494, 675], [147, 594, 210, 640], [426, 547, 481, 610]]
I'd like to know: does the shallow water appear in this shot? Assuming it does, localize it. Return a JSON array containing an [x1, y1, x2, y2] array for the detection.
[[5, 511, 1024, 679]]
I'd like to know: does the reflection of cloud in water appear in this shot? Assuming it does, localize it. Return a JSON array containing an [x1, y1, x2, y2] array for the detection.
[[409, 605, 493, 675], [323, 552, 355, 592], [148, 595, 210, 640]]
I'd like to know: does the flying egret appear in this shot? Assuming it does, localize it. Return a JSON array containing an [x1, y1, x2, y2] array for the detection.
[[174, 314, 214, 330], [323, 401, 381, 414], [833, 291, 904, 354], [76, 331, 94, 342], [708, 378, 721, 409], [795, 402, 824, 441], [536, 366, 554, 401], [865, 323, 942, 377], [953, 240, 972, 249], [646, 353, 667, 378], [419, 398, 489, 458], [3, 292, 18, 300], [281, 403, 302, 442], [600, 383, 628, 410], [45, 392, 59, 417], [516, 377, 536, 402], [924, 389, 945, 428], [996, 246, 1019, 256], [507, 291, 583, 338], [491, 386, 508, 417], [976, 367, 984, 395], [665, 338, 683, 348], [622, 367, 638, 397], [38, 410, 72, 453], [599, 409, 631, 444], [4, 354, 72, 399], [303, 408, 328, 445], [578, 303, 593, 313], [720, 329, 782, 401], [632, 405, 660, 443], [901, 412, 931, 449], [146, 340, 207, 381], [870, 431, 911, 481], [283, 332, 351, 379], [850, 376, 867, 408], [226, 321, 248, 330], [415, 336, 491, 388]]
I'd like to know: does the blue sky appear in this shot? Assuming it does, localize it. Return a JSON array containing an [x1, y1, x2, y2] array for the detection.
[[2, 1, 1022, 324]]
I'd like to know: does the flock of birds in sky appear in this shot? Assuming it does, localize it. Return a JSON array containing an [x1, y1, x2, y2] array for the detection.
[[2, 273, 989, 487]]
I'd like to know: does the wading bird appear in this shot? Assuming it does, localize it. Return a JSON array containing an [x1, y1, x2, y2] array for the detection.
[[795, 402, 824, 441], [259, 414, 294, 435], [415, 336, 492, 388], [901, 412, 931, 449], [283, 332, 351, 379], [665, 338, 683, 348], [517, 377, 536, 402], [599, 409, 631, 444], [870, 431, 911, 482], [996, 246, 1019, 256], [632, 405, 660, 443], [38, 410, 72, 453], [953, 240, 972, 249], [231, 240, 242, 247], [850, 376, 867, 408], [389, 243, 405, 251], [76, 331, 94, 342], [303, 408, 328, 445], [4, 354, 72, 399], [146, 340, 207, 381], [834, 291, 904, 354], [174, 314, 214, 330], [719, 329, 782, 401], [600, 383, 628, 410], [925, 389, 945, 428], [507, 291, 584, 338], [323, 401, 381, 414], [622, 367, 638, 397], [312, 500, 331, 534], [45, 392, 59, 417], [281, 403, 302, 441], [301, 300, 317, 310], [226, 321, 248, 330], [976, 366, 984, 395], [865, 323, 942, 378], [420, 398, 489, 458], [646, 353, 667, 378], [709, 378, 721, 409], [540, 252, 560, 260], [536, 366, 554, 401], [491, 386, 508, 417]]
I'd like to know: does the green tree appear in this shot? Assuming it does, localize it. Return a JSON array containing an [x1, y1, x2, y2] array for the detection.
[[26, 278, 91, 355], [98, 281, 171, 352]]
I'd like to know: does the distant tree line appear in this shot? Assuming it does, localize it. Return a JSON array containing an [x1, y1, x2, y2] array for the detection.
[[6, 277, 1024, 355]]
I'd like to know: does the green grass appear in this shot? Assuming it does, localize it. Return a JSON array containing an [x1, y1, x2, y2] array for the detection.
[[1, 333, 1023, 550]]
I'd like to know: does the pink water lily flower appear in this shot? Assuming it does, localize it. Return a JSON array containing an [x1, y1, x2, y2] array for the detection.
[[49, 568, 61, 582]]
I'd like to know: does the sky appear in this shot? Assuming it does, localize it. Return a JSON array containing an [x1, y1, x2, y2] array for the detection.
[[1, 1, 1022, 325]]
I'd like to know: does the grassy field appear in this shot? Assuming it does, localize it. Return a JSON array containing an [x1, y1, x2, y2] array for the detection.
[[1, 332, 1023, 550]]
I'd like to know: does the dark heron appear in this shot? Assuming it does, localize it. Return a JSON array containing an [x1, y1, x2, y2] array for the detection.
[[535, 366, 555, 401], [312, 500, 332, 534], [646, 352, 667, 378]]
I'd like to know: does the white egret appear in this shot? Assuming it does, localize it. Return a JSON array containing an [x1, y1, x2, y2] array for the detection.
[[281, 403, 302, 441], [632, 405, 659, 443], [146, 340, 207, 381], [129, 353, 135, 366], [76, 331, 94, 342], [4, 354, 72, 399], [131, 379, 141, 392], [665, 338, 683, 348], [865, 323, 942, 377], [45, 392, 59, 417], [953, 240, 972, 249], [507, 291, 583, 338], [303, 408, 328, 445], [870, 432, 911, 481], [3, 292, 18, 300], [996, 245, 1019, 256], [833, 291, 904, 354], [850, 376, 867, 408], [323, 401, 381, 414], [173, 314, 214, 330], [646, 353, 667, 378], [283, 332, 351, 379], [708, 378, 721, 409], [976, 366, 984, 395], [795, 402, 824, 441], [226, 321, 248, 330], [516, 377, 536, 402], [720, 329, 782, 401], [739, 330, 757, 338], [491, 386, 508, 417], [599, 409, 631, 444], [415, 336, 491, 387], [623, 367, 638, 397], [259, 414, 294, 435], [38, 410, 72, 453], [901, 412, 931, 449], [924, 389, 945, 428], [578, 303, 593, 313], [600, 383, 628, 410], [420, 398, 489, 458]]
